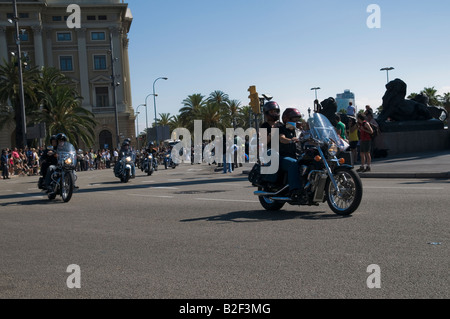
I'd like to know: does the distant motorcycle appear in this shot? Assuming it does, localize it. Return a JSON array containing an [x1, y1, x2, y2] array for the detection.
[[115, 151, 135, 183], [142, 153, 155, 176], [249, 113, 363, 216], [164, 152, 177, 169], [40, 142, 77, 202]]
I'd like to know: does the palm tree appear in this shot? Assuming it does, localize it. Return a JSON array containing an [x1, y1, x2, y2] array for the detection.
[[32, 84, 97, 148], [0, 57, 40, 147], [226, 99, 241, 129], [421, 87, 441, 106], [168, 115, 184, 133], [179, 93, 205, 124], [157, 113, 173, 126], [441, 92, 450, 110], [199, 102, 224, 130]]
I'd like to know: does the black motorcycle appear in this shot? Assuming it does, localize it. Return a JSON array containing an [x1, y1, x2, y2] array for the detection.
[[249, 113, 363, 216], [142, 153, 156, 176], [164, 152, 177, 169], [40, 142, 77, 202], [115, 151, 136, 182]]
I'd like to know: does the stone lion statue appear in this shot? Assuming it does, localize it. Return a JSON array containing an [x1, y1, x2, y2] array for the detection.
[[378, 79, 432, 123]]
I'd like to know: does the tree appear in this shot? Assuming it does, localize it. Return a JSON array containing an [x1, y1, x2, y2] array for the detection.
[[157, 113, 173, 126], [420, 87, 441, 106], [32, 84, 97, 149], [0, 57, 40, 147]]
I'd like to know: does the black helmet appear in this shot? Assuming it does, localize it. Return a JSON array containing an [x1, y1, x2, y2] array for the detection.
[[263, 101, 280, 121], [148, 142, 154, 148], [56, 133, 68, 142], [49, 135, 57, 142], [122, 140, 130, 147]]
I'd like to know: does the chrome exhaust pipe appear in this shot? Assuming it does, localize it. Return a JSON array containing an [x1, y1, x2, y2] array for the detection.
[[254, 185, 289, 197]]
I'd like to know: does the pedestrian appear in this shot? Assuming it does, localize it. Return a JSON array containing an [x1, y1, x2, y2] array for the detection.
[[347, 116, 359, 165], [356, 113, 373, 172], [1, 149, 10, 179], [335, 114, 347, 140], [222, 133, 233, 174], [347, 102, 356, 116]]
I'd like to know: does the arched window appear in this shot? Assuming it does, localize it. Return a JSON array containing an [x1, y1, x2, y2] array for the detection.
[[99, 130, 112, 150]]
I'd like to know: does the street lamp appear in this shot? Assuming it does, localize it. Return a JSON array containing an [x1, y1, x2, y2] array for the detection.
[[153, 77, 168, 145], [311, 87, 321, 100], [380, 67, 394, 84], [10, 0, 27, 148], [144, 94, 158, 145]]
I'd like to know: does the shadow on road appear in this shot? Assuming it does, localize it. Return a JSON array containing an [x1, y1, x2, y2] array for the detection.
[[180, 209, 351, 223]]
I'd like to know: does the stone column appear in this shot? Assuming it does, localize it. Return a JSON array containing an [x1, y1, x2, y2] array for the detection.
[[110, 26, 124, 112], [0, 26, 8, 63], [76, 28, 91, 110], [32, 25, 45, 67]]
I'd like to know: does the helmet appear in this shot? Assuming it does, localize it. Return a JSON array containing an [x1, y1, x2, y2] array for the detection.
[[282, 108, 302, 124], [263, 101, 280, 121], [49, 135, 57, 142], [148, 142, 154, 148], [122, 140, 130, 147], [55, 133, 68, 142]]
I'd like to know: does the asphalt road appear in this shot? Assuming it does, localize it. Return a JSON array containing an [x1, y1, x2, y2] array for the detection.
[[0, 163, 448, 299]]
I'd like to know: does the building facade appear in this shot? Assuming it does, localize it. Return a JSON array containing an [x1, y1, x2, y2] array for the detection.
[[336, 89, 355, 113], [0, 0, 135, 150]]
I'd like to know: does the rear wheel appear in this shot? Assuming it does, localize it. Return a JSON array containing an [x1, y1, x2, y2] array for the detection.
[[326, 168, 363, 215], [258, 187, 285, 211]]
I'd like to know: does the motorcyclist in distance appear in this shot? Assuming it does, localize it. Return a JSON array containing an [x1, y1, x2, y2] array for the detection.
[[55, 133, 79, 189], [279, 108, 306, 203], [39, 135, 58, 190], [116, 140, 135, 178]]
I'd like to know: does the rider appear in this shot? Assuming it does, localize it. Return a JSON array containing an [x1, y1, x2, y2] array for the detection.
[[40, 135, 58, 190], [279, 108, 306, 202], [55, 133, 79, 190], [260, 101, 282, 151], [116, 140, 135, 177], [146, 142, 158, 168]]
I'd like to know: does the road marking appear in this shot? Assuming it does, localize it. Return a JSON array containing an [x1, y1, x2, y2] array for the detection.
[[365, 186, 444, 190], [129, 194, 174, 199], [195, 197, 259, 203]]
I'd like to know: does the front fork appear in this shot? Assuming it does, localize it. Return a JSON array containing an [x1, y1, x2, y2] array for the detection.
[[317, 147, 341, 196]]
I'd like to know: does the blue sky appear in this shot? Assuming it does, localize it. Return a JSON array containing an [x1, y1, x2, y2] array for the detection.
[[127, 0, 450, 131]]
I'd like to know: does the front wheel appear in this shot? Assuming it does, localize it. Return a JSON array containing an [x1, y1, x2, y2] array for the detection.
[[326, 168, 363, 216], [61, 172, 74, 203]]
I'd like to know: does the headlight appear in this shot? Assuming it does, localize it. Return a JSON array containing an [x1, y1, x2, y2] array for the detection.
[[148, 155, 152, 159], [126, 156, 132, 162], [64, 158, 72, 165], [165, 155, 170, 158], [328, 143, 338, 156]]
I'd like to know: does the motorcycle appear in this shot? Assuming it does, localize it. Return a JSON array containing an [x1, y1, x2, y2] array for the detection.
[[42, 142, 77, 202], [250, 113, 363, 216], [164, 152, 177, 169], [115, 151, 136, 182], [142, 153, 155, 176]]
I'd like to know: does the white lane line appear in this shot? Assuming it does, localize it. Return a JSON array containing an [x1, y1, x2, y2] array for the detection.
[[129, 194, 174, 199], [195, 198, 259, 203]]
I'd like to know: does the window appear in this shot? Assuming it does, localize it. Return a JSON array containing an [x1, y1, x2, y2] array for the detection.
[[93, 55, 107, 70], [57, 32, 72, 41], [91, 32, 105, 41], [19, 13, 29, 19], [98, 15, 107, 20], [87, 15, 96, 21], [19, 31, 29, 42], [95, 87, 109, 107], [60, 56, 73, 72], [52, 16, 62, 21]]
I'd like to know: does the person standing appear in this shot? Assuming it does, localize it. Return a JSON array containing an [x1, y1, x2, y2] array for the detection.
[[347, 117, 359, 165], [1, 149, 10, 179], [347, 102, 356, 116], [357, 113, 373, 172]]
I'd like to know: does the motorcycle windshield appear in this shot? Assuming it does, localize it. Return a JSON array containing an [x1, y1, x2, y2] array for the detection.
[[308, 113, 343, 146], [57, 142, 77, 166]]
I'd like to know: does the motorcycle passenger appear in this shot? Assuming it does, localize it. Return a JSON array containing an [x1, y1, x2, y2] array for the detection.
[[279, 108, 306, 202], [40, 135, 58, 191]]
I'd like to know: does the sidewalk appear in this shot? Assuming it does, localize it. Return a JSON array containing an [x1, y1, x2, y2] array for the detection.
[[359, 150, 450, 179], [240, 150, 450, 179]]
